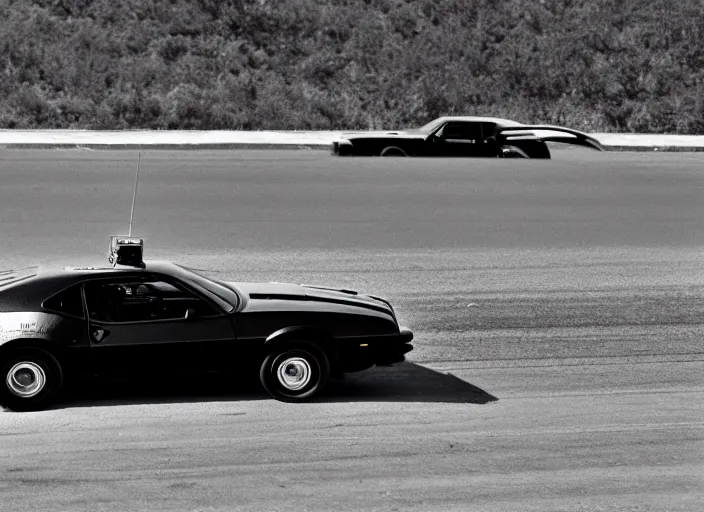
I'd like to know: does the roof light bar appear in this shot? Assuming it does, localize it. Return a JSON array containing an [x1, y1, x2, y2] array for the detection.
[[108, 235, 145, 268]]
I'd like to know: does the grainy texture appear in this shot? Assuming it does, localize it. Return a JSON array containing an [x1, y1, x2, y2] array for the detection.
[[0, 149, 702, 511], [0, 149, 702, 259], [1, 1, 703, 133]]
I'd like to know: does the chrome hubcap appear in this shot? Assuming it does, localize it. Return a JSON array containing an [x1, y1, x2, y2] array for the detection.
[[6, 362, 46, 398], [276, 357, 312, 391]]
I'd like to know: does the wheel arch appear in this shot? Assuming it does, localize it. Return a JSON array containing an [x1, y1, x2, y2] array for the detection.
[[501, 140, 551, 159], [380, 146, 408, 157], [265, 325, 331, 347], [0, 337, 65, 364], [264, 325, 337, 362], [500, 145, 531, 158]]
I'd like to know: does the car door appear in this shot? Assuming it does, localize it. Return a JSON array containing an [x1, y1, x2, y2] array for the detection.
[[40, 282, 93, 376], [428, 122, 486, 156], [83, 275, 236, 378]]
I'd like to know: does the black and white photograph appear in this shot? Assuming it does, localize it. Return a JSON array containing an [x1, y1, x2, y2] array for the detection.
[[0, 1, 702, 511]]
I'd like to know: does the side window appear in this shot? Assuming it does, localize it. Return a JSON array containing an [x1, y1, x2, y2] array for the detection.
[[438, 122, 483, 142], [481, 122, 497, 139], [43, 284, 84, 318], [85, 279, 217, 323]]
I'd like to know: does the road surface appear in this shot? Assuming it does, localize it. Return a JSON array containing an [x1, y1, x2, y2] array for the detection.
[[0, 149, 702, 511]]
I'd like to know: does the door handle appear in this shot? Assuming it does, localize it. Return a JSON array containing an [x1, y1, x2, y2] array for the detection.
[[91, 328, 109, 343]]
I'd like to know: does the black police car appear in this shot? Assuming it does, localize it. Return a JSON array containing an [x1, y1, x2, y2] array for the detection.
[[333, 116, 604, 158], [0, 238, 413, 411]]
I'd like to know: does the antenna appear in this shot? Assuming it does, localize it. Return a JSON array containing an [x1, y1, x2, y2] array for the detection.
[[128, 152, 141, 237], [107, 153, 145, 267]]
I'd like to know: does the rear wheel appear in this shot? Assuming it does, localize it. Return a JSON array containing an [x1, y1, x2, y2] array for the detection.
[[380, 146, 407, 157], [260, 341, 330, 402], [0, 348, 63, 412], [500, 145, 530, 158]]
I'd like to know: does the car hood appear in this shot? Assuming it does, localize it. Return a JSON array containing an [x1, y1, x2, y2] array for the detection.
[[345, 131, 424, 141], [228, 282, 395, 316]]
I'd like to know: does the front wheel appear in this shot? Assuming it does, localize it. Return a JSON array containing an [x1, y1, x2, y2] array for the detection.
[[0, 348, 63, 412], [260, 342, 330, 402]]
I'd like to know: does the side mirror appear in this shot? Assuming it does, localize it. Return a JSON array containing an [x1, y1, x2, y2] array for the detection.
[[184, 308, 197, 320]]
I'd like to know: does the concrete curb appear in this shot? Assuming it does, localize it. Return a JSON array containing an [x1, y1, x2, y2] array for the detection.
[[600, 145, 704, 152], [2, 143, 704, 152], [0, 143, 332, 150], [1, 130, 703, 151], [3, 143, 703, 152]]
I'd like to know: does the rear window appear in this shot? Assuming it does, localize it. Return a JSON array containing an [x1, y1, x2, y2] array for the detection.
[[0, 267, 39, 290], [43, 284, 85, 318]]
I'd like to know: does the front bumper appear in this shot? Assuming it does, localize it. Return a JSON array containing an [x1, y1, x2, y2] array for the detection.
[[338, 327, 414, 367], [332, 140, 354, 155]]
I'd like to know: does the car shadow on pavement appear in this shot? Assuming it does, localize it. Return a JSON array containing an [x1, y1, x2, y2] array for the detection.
[[54, 362, 497, 409], [321, 363, 498, 404]]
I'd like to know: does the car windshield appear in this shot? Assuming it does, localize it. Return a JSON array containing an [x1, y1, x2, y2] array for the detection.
[[412, 118, 446, 135], [172, 264, 240, 312]]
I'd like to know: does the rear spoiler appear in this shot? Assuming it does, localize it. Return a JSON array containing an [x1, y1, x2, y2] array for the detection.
[[496, 125, 604, 151]]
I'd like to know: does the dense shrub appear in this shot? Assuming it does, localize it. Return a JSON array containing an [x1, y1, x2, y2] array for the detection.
[[0, 0, 702, 132]]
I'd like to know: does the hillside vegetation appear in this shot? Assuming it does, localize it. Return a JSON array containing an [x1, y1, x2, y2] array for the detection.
[[0, 0, 702, 132]]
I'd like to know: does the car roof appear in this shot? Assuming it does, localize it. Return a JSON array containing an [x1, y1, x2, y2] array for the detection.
[[0, 260, 239, 314], [34, 260, 179, 279], [4, 260, 176, 290], [0, 261, 180, 290], [433, 116, 524, 127]]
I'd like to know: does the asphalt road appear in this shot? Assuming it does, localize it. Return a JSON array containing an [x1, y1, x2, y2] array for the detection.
[[0, 149, 703, 511]]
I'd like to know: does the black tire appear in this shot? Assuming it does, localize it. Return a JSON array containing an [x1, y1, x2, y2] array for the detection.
[[0, 348, 63, 412], [259, 341, 330, 402]]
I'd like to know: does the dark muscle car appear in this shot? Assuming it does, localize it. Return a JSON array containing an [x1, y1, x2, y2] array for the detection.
[[0, 262, 413, 411], [332, 116, 604, 158]]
